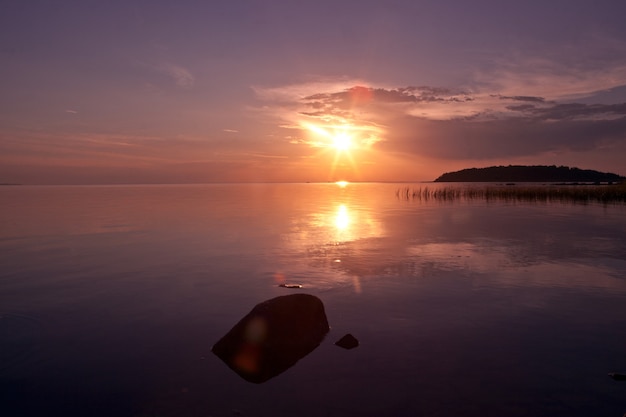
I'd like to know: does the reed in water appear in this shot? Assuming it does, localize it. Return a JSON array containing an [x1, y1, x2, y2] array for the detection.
[[397, 183, 626, 204]]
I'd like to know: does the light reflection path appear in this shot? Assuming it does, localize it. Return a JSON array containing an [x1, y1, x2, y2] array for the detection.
[[304, 201, 384, 246], [334, 204, 350, 233], [275, 184, 386, 292], [273, 183, 626, 296]]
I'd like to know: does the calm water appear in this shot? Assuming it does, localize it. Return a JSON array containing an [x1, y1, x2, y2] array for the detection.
[[1, 183, 625, 416]]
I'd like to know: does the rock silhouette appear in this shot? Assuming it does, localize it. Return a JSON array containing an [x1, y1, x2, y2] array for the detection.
[[335, 333, 359, 349], [609, 372, 626, 381], [212, 294, 329, 383]]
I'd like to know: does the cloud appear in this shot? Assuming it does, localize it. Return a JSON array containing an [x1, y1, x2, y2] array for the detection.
[[304, 86, 472, 105], [382, 114, 626, 160], [494, 95, 546, 103], [471, 44, 626, 101], [157, 63, 195, 89], [507, 102, 626, 121], [254, 79, 626, 163]]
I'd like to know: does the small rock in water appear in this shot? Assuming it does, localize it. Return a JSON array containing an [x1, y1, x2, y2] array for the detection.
[[278, 283, 302, 288], [335, 333, 359, 349], [609, 372, 626, 381]]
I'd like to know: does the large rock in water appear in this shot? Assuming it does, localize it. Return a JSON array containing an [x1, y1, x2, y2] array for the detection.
[[212, 294, 329, 383]]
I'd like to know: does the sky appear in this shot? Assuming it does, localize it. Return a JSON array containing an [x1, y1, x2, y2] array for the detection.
[[1, 0, 626, 184]]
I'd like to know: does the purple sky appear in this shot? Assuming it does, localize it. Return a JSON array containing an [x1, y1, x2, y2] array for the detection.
[[1, 0, 625, 183]]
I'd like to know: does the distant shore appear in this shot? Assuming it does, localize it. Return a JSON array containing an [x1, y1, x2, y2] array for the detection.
[[434, 165, 625, 183]]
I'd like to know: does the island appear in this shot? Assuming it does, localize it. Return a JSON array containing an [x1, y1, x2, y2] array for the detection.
[[434, 165, 625, 183]]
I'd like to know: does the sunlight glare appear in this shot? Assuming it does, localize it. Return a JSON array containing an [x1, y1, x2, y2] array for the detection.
[[305, 123, 355, 153], [335, 180, 349, 188], [334, 204, 350, 231], [303, 122, 363, 181], [333, 132, 352, 152]]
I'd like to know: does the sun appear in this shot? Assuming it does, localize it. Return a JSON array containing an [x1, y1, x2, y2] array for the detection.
[[332, 132, 352, 152], [304, 123, 361, 180], [305, 124, 354, 153]]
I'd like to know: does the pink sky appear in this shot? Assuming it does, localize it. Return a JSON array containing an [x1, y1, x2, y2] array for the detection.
[[1, 1, 625, 184]]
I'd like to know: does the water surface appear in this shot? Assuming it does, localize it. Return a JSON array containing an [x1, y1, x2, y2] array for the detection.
[[1, 183, 625, 416]]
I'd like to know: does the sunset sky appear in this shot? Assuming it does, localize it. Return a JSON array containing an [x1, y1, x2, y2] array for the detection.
[[1, 0, 626, 184]]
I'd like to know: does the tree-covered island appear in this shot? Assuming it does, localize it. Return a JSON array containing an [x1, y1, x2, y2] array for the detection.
[[434, 165, 625, 183]]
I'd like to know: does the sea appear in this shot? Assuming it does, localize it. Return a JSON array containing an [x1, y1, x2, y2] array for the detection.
[[1, 182, 625, 416]]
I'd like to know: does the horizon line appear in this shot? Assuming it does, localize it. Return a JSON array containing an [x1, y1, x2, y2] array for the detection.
[[0, 180, 436, 186]]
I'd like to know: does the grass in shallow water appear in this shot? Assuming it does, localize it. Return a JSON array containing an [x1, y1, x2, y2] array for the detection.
[[397, 183, 626, 204]]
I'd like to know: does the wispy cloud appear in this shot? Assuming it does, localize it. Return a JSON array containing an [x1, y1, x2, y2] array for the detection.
[[471, 38, 626, 101], [157, 63, 195, 89]]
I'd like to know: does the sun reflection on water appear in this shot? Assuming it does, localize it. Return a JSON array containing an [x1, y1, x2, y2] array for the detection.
[[305, 201, 384, 244], [275, 193, 386, 291], [334, 204, 350, 231]]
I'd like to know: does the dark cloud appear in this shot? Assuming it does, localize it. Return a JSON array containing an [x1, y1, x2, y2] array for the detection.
[[529, 102, 626, 120], [379, 114, 626, 160], [578, 85, 626, 105], [493, 94, 546, 103], [302, 85, 472, 111], [504, 101, 626, 120], [299, 111, 328, 117], [506, 104, 537, 112]]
